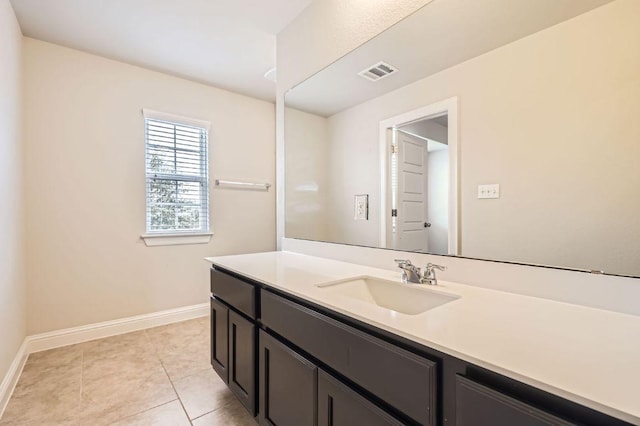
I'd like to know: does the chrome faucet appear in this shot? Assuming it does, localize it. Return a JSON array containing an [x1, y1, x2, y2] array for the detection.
[[394, 259, 422, 284], [423, 263, 447, 286], [394, 260, 447, 285]]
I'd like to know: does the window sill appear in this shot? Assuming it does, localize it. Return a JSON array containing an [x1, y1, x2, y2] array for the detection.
[[141, 232, 213, 247]]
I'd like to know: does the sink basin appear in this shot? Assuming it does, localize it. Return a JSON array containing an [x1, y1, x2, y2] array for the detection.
[[316, 276, 459, 315]]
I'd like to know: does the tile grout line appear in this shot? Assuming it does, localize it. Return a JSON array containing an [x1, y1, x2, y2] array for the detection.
[[105, 328, 189, 425], [161, 361, 194, 426], [80, 348, 84, 407], [4, 319, 210, 426], [146, 328, 194, 426], [183, 318, 232, 424], [189, 406, 223, 422], [105, 399, 182, 425]]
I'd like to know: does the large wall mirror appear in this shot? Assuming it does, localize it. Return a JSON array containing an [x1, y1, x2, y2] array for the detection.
[[284, 0, 640, 278]]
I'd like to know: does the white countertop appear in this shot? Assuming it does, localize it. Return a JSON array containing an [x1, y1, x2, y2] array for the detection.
[[205, 251, 640, 424]]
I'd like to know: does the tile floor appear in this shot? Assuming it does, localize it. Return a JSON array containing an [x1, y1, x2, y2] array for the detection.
[[0, 317, 256, 426]]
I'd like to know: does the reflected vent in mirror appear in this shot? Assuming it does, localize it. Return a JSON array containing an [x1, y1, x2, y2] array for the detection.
[[358, 61, 398, 81]]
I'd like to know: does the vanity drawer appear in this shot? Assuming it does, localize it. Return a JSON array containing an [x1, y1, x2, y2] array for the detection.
[[210, 268, 257, 319], [455, 375, 575, 426], [261, 290, 437, 426]]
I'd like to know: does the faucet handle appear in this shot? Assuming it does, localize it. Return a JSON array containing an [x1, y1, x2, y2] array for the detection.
[[423, 263, 447, 285], [395, 259, 419, 272], [426, 263, 447, 272]]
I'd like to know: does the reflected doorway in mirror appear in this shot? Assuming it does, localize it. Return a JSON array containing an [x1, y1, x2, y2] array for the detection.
[[392, 128, 449, 254], [379, 97, 459, 256]]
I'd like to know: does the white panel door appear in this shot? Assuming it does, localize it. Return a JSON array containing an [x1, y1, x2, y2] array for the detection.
[[396, 131, 429, 252]]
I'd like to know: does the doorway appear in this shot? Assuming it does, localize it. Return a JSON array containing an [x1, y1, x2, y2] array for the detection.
[[378, 98, 458, 255]]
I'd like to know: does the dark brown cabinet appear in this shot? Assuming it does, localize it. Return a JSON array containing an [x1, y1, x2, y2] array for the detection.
[[210, 297, 229, 383], [455, 375, 575, 426], [228, 310, 256, 415], [210, 269, 259, 417], [317, 370, 402, 426], [210, 267, 631, 426], [261, 290, 437, 425], [258, 330, 317, 426]]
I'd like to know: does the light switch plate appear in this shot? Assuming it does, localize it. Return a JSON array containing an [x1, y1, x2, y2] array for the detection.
[[354, 194, 369, 220], [478, 184, 500, 199]]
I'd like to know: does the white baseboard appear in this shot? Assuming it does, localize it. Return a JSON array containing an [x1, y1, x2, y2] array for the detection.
[[0, 340, 28, 419], [26, 302, 209, 354], [0, 302, 209, 418]]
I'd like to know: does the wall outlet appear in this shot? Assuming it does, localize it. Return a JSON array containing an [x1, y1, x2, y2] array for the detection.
[[478, 184, 500, 199], [354, 194, 369, 220]]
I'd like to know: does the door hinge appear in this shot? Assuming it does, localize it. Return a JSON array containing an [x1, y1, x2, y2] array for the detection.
[[391, 145, 398, 154], [391, 209, 398, 217]]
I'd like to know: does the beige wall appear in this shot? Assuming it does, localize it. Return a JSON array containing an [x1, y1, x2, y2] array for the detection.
[[23, 39, 276, 334], [284, 107, 329, 241], [0, 0, 26, 382], [324, 111, 380, 246], [289, 0, 640, 276]]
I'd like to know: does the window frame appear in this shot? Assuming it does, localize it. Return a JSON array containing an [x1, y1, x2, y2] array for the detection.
[[140, 109, 212, 246]]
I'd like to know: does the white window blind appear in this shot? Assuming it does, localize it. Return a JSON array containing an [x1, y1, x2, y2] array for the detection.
[[144, 111, 209, 234]]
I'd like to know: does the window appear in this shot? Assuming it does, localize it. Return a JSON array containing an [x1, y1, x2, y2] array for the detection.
[[142, 109, 211, 245]]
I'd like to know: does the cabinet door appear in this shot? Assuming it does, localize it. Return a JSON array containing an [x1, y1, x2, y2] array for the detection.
[[259, 330, 317, 426], [317, 370, 403, 426], [456, 375, 575, 426], [262, 290, 437, 425], [228, 310, 256, 415], [210, 297, 228, 383]]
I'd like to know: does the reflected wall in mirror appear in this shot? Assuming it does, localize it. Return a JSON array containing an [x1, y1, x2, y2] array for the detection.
[[285, 0, 640, 277]]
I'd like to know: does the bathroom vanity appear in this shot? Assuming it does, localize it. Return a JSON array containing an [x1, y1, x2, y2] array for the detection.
[[240, 1, 640, 424], [206, 252, 639, 426]]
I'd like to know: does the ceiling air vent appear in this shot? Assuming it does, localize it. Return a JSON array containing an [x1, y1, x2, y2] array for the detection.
[[358, 61, 398, 82]]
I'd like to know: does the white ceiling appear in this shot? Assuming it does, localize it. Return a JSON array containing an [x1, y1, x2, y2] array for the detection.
[[10, 0, 312, 101], [286, 0, 614, 116]]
